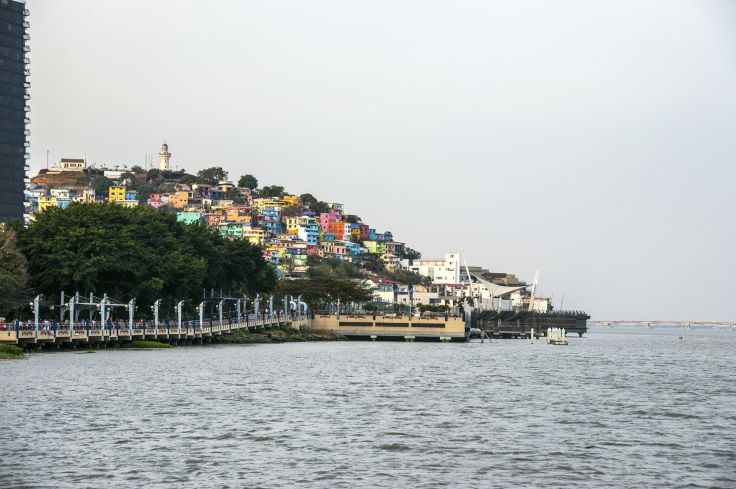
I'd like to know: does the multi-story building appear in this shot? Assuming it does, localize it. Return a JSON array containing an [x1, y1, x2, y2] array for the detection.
[[260, 205, 283, 234], [243, 227, 265, 246], [349, 223, 360, 240], [176, 211, 203, 226], [327, 221, 351, 241], [108, 186, 126, 202], [284, 216, 300, 235], [282, 194, 300, 207], [0, 1, 29, 222], [297, 216, 318, 245], [169, 191, 189, 209], [319, 241, 348, 260], [319, 209, 341, 232], [406, 252, 462, 285], [71, 188, 96, 203], [37, 196, 57, 212]]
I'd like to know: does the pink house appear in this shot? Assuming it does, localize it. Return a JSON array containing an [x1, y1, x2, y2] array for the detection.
[[319, 209, 342, 233]]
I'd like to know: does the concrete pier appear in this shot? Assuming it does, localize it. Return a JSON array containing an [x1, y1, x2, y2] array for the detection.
[[311, 313, 467, 342]]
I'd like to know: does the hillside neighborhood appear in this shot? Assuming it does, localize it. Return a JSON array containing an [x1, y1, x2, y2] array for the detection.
[[25, 143, 548, 312]]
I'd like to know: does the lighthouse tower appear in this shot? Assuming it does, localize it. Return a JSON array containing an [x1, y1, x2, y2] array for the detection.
[[159, 142, 171, 170]]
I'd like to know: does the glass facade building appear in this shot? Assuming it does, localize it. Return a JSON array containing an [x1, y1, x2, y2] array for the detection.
[[0, 0, 28, 223]]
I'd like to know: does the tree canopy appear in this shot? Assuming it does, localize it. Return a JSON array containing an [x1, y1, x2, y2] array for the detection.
[[0, 224, 31, 317], [299, 193, 318, 206], [17, 203, 276, 315], [402, 247, 422, 260], [259, 185, 285, 198], [197, 166, 229, 185], [275, 278, 373, 311], [238, 174, 258, 190]]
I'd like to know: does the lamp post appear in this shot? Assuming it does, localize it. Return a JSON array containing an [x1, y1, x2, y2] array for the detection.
[[153, 299, 161, 334], [198, 301, 205, 331], [128, 299, 135, 330], [32, 294, 42, 336], [176, 300, 184, 334]]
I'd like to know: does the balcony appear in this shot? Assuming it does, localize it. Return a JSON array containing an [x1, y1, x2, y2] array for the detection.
[[24, 94, 30, 100], [24, 57, 30, 64], [23, 21, 30, 28], [23, 9, 30, 16], [24, 69, 30, 76], [24, 117, 30, 124], [24, 46, 30, 53], [24, 105, 30, 112], [23, 33, 30, 41]]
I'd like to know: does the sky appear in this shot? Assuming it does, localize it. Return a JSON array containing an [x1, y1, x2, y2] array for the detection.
[[26, 0, 736, 320]]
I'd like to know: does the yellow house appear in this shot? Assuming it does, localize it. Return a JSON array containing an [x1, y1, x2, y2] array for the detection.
[[169, 191, 189, 209], [225, 208, 251, 223], [108, 186, 126, 202], [243, 227, 265, 246], [282, 194, 300, 207], [38, 196, 57, 212], [284, 217, 300, 235]]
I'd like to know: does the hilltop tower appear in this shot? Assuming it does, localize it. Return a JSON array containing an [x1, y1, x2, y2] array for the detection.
[[159, 142, 171, 170]]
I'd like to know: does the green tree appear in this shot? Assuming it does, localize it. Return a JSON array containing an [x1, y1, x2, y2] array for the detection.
[[131, 165, 145, 174], [225, 188, 244, 204], [299, 193, 318, 206], [0, 224, 32, 317], [134, 182, 156, 204], [93, 176, 114, 197], [197, 167, 229, 185], [17, 204, 276, 314], [238, 174, 258, 190], [402, 247, 422, 260], [146, 168, 162, 181], [275, 278, 373, 311], [311, 201, 330, 214], [259, 185, 285, 198]]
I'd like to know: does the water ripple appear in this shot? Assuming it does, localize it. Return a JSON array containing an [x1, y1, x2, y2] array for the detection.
[[1, 328, 735, 488]]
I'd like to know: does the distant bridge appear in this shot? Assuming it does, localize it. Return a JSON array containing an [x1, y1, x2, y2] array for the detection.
[[588, 320, 734, 330]]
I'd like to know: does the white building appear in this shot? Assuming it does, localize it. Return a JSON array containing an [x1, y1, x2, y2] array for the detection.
[[48, 158, 86, 173], [405, 252, 462, 284]]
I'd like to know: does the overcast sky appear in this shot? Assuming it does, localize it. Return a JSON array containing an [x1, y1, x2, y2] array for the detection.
[[27, 0, 736, 320]]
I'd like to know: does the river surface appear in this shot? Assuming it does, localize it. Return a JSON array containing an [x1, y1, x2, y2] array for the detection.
[[1, 327, 735, 488]]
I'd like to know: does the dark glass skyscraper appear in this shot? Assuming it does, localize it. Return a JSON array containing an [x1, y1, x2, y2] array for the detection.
[[0, 0, 28, 223]]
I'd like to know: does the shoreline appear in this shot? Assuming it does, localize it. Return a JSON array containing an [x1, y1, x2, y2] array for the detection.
[[3, 327, 347, 356]]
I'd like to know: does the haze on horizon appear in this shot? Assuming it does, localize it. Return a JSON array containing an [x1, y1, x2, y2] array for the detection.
[[27, 0, 736, 321]]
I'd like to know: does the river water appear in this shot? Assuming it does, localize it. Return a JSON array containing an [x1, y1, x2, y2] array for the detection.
[[1, 327, 734, 488]]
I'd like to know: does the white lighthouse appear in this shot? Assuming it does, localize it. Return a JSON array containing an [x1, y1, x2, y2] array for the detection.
[[159, 142, 171, 170]]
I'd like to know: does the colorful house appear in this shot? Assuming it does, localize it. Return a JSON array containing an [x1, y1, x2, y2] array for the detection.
[[297, 217, 319, 245], [176, 211, 203, 225], [108, 186, 126, 202]]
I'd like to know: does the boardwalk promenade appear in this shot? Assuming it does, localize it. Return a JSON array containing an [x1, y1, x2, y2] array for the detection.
[[0, 313, 311, 346]]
